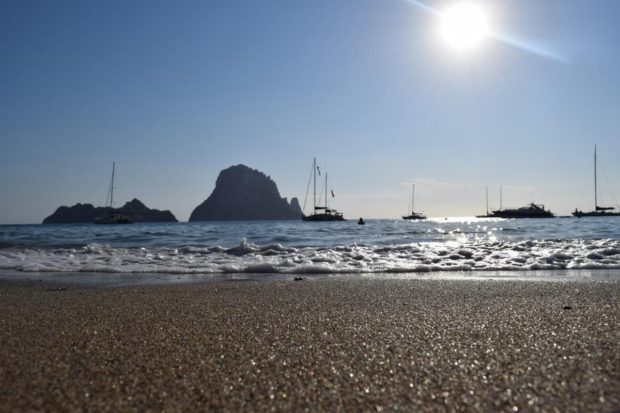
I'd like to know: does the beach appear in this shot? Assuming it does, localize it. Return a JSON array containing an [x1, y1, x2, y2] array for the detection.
[[0, 275, 618, 411]]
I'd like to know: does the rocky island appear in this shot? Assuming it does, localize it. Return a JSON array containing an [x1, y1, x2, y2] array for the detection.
[[42, 199, 178, 224], [189, 165, 302, 221]]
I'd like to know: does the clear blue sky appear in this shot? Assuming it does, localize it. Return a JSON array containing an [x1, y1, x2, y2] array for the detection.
[[1, 0, 620, 223]]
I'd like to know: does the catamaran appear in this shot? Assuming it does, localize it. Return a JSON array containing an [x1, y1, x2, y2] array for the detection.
[[94, 162, 133, 224], [573, 145, 620, 217], [302, 158, 345, 221], [402, 184, 426, 220]]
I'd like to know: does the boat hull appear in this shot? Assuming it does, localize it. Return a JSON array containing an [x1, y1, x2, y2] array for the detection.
[[489, 203, 554, 219], [402, 214, 426, 220], [572, 211, 620, 218], [94, 213, 134, 224], [489, 211, 554, 218], [302, 213, 345, 222], [94, 219, 133, 225]]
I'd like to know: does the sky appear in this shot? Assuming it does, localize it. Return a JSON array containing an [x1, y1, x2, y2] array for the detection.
[[1, 0, 620, 223]]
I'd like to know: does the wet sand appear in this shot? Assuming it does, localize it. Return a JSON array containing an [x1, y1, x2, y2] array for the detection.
[[0, 277, 618, 411]]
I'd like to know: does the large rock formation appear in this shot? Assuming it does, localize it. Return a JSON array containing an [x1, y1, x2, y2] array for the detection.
[[42, 198, 177, 224], [189, 165, 302, 221]]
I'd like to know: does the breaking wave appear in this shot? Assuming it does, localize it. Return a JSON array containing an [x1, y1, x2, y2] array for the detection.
[[2, 238, 620, 275]]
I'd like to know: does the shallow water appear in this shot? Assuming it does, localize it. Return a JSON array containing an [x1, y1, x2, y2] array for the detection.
[[1, 218, 619, 276]]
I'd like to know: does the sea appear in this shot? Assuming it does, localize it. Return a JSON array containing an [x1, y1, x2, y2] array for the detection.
[[1, 217, 620, 282]]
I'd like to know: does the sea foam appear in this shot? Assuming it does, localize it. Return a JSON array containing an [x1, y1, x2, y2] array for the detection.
[[2, 238, 620, 275]]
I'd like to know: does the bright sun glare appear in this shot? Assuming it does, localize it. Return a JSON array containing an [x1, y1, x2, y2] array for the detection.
[[440, 3, 489, 50]]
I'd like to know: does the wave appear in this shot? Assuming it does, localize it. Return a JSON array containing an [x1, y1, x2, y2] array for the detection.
[[1, 238, 620, 275]]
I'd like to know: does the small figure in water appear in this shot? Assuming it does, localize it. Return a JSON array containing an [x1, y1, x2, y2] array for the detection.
[[358, 217, 365, 225]]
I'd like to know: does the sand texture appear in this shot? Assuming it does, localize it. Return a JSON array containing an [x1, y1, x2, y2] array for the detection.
[[0, 277, 618, 412]]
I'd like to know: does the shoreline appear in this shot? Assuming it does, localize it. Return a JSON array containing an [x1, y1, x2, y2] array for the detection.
[[0, 268, 619, 288], [1, 277, 618, 411]]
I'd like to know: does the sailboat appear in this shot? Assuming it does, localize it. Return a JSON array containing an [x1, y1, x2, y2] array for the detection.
[[94, 162, 133, 224], [573, 145, 620, 217], [302, 158, 345, 221], [402, 184, 426, 220], [475, 185, 494, 218]]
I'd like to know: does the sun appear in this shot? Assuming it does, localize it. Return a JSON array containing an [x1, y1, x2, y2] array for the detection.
[[440, 3, 489, 50]]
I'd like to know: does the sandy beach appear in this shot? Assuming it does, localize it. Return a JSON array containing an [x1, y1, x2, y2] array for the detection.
[[0, 276, 618, 412]]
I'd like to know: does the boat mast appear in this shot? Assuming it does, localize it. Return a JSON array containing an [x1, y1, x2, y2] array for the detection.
[[412, 184, 415, 213], [105, 162, 116, 208], [110, 162, 115, 208], [594, 145, 598, 209], [500, 185, 503, 210], [313, 158, 317, 213], [325, 173, 328, 210], [485, 185, 489, 215]]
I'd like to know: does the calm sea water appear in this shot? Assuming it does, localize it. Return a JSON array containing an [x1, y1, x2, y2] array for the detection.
[[1, 217, 620, 276]]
